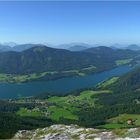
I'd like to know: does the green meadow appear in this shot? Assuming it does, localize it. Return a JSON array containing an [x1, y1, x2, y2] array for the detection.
[[47, 90, 111, 121], [116, 59, 132, 66], [98, 114, 140, 129]]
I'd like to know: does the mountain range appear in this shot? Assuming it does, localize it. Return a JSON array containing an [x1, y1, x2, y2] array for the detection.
[[1, 42, 140, 52], [0, 43, 43, 52], [0, 45, 139, 74]]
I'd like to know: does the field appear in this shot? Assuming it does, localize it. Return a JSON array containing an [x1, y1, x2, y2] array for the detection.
[[97, 77, 119, 88], [98, 114, 140, 129], [108, 114, 140, 126], [16, 107, 44, 117], [48, 106, 78, 121], [0, 72, 56, 83], [115, 59, 132, 66], [13, 90, 111, 122], [47, 90, 111, 121], [97, 123, 133, 129]]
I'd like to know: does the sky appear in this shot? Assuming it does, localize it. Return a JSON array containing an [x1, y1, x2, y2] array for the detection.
[[0, 1, 140, 45]]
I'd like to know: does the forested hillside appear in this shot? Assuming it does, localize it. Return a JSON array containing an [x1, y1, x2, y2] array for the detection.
[[0, 45, 138, 74], [77, 67, 140, 128]]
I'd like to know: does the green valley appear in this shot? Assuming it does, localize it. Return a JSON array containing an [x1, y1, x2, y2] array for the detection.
[[47, 90, 111, 121], [1, 66, 140, 138]]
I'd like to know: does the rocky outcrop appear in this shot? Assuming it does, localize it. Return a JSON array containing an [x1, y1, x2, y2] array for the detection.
[[13, 124, 140, 140]]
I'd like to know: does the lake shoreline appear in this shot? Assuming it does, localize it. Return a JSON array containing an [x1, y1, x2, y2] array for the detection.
[[0, 65, 128, 84], [0, 64, 136, 99]]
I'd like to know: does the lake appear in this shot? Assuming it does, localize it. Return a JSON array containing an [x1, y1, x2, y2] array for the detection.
[[0, 65, 136, 99]]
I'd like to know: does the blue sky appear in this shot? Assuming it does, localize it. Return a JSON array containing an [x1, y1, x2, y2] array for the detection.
[[0, 1, 140, 45]]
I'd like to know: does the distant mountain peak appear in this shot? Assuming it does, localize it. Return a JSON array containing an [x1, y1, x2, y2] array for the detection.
[[55, 42, 92, 50], [1, 42, 17, 47], [68, 45, 88, 51], [125, 44, 140, 51]]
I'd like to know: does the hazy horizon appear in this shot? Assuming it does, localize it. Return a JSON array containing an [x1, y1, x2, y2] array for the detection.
[[0, 41, 139, 49]]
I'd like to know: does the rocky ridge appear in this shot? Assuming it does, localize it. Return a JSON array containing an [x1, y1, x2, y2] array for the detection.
[[13, 124, 140, 140]]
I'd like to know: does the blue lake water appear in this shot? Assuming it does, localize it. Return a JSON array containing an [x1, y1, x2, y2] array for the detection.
[[0, 65, 136, 99]]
